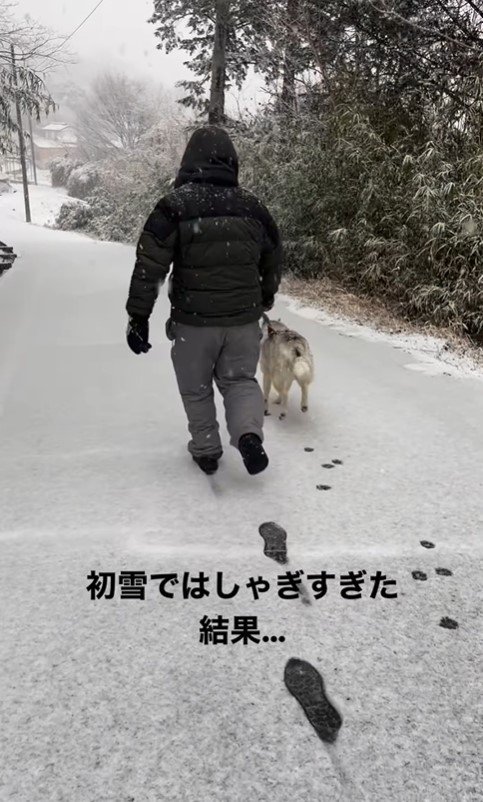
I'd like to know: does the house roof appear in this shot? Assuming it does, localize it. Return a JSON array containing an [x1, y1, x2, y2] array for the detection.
[[34, 137, 77, 149], [42, 123, 72, 131]]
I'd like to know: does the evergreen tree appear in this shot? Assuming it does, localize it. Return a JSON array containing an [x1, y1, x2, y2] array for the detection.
[[0, 2, 59, 152], [150, 0, 285, 118]]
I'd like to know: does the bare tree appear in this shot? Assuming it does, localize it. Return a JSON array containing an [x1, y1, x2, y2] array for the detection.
[[76, 72, 164, 160], [0, 0, 70, 153]]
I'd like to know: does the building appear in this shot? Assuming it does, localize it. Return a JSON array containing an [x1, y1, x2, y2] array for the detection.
[[33, 123, 79, 169], [0, 122, 80, 180], [39, 123, 78, 144]]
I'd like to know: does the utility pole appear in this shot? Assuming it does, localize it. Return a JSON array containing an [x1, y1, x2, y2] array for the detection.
[[27, 111, 38, 185], [208, 0, 230, 125], [10, 43, 31, 223]]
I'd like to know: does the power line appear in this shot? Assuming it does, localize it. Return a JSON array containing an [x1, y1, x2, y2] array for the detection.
[[62, 0, 107, 46]]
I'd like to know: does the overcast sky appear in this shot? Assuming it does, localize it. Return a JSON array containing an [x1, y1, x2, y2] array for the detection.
[[13, 0, 264, 110], [15, 0, 189, 82]]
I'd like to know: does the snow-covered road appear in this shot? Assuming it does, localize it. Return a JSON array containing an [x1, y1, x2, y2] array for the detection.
[[1, 193, 482, 801]]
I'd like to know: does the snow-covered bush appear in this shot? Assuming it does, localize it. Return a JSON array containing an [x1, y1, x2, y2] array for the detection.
[[67, 163, 100, 200], [55, 200, 93, 231], [83, 156, 173, 242], [49, 157, 81, 188], [54, 119, 185, 242], [238, 116, 328, 278], [239, 106, 483, 342]]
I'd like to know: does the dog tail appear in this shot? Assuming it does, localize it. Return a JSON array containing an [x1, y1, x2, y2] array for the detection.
[[293, 355, 312, 384]]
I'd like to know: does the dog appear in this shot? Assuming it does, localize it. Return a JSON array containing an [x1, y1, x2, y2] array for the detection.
[[260, 315, 314, 419]]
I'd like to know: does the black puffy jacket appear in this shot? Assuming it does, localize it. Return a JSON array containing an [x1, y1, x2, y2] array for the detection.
[[126, 126, 282, 327]]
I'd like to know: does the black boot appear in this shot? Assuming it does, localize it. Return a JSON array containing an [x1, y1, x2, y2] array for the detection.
[[192, 454, 220, 475], [238, 433, 269, 475]]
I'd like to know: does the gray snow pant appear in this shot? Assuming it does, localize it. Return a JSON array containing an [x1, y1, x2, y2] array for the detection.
[[168, 320, 265, 458]]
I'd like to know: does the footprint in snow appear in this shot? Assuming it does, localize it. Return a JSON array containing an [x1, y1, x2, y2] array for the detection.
[[284, 658, 342, 744], [259, 521, 288, 565], [412, 571, 427, 581], [439, 617, 458, 630], [317, 484, 331, 491], [420, 540, 435, 549], [435, 568, 452, 576]]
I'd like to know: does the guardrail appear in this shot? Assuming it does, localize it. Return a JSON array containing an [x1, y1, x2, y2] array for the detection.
[[0, 241, 17, 278]]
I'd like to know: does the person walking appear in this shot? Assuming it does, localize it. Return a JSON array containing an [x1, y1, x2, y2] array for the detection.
[[125, 126, 282, 476]]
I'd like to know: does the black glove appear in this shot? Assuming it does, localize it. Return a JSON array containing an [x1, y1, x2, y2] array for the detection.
[[126, 316, 152, 354], [262, 296, 274, 312]]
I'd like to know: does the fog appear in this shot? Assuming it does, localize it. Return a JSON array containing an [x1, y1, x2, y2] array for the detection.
[[14, 0, 189, 84], [13, 0, 264, 111]]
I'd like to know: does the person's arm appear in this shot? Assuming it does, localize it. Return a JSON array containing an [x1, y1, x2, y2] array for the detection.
[[125, 197, 178, 354], [126, 197, 177, 320], [258, 204, 283, 311]]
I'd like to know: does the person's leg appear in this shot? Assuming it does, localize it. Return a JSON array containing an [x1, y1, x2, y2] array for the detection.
[[214, 321, 265, 447], [170, 323, 223, 458]]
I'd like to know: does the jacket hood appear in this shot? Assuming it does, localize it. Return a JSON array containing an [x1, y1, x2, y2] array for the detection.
[[174, 126, 239, 188]]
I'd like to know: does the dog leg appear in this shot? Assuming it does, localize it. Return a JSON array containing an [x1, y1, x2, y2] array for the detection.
[[279, 380, 293, 420], [301, 382, 309, 413], [279, 393, 289, 420], [271, 380, 282, 405], [262, 372, 272, 416]]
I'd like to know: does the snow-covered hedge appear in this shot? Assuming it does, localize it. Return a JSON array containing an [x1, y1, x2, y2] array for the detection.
[[67, 163, 100, 200], [238, 109, 483, 344], [49, 157, 81, 188], [54, 120, 185, 242], [55, 200, 93, 231]]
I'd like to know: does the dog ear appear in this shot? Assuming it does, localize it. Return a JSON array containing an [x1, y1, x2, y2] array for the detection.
[[267, 324, 276, 336]]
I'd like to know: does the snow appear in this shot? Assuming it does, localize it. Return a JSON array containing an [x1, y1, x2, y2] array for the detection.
[[41, 123, 71, 132], [281, 294, 483, 382], [0, 191, 482, 800], [0, 178, 68, 229], [33, 136, 66, 149]]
